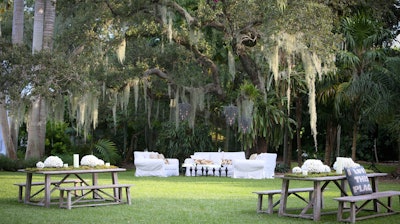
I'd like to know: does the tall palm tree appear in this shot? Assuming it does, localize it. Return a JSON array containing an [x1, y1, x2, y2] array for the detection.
[[26, 0, 56, 159], [337, 12, 392, 160]]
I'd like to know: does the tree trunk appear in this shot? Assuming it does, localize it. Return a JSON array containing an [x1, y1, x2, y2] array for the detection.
[[324, 120, 337, 166], [12, 0, 24, 45], [351, 122, 358, 161], [0, 96, 17, 159], [283, 125, 289, 166], [336, 125, 341, 157], [32, 0, 45, 53], [26, 97, 43, 159], [43, 0, 56, 50], [25, 0, 55, 159]]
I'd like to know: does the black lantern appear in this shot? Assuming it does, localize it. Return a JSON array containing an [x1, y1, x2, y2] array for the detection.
[[223, 105, 238, 126], [178, 103, 191, 120]]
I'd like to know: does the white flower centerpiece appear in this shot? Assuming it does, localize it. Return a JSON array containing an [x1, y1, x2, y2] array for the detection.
[[80, 155, 105, 167], [333, 157, 359, 171], [43, 156, 64, 168], [300, 159, 331, 174], [292, 166, 302, 174], [36, 161, 45, 169]]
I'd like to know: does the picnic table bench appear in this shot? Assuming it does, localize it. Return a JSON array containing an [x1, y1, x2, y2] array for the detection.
[[58, 184, 133, 209], [253, 187, 316, 214], [14, 179, 84, 202], [334, 190, 400, 223]]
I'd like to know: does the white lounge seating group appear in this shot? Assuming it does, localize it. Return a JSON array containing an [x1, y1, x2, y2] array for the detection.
[[133, 150, 277, 179], [183, 151, 277, 179]]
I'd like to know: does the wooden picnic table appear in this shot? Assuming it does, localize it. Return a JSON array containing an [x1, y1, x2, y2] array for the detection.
[[18, 168, 127, 208], [276, 172, 387, 221]]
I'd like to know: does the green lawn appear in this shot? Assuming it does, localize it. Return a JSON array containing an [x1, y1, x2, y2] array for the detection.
[[0, 170, 399, 224]]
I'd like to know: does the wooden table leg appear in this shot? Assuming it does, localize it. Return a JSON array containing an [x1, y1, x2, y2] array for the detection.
[[111, 172, 119, 200], [44, 174, 51, 207], [371, 177, 380, 212], [313, 181, 322, 221], [278, 179, 289, 216], [24, 173, 33, 204], [92, 173, 99, 199]]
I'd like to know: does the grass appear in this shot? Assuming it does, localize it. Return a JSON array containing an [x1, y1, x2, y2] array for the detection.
[[0, 170, 399, 224]]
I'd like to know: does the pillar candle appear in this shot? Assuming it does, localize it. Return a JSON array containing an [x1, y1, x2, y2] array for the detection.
[[73, 154, 79, 168], [336, 159, 343, 174]]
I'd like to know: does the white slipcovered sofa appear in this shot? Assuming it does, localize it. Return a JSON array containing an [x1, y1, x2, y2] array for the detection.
[[183, 151, 277, 179], [233, 153, 277, 179], [134, 151, 179, 177]]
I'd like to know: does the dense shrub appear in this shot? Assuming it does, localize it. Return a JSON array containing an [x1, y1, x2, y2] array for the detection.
[[0, 155, 37, 171]]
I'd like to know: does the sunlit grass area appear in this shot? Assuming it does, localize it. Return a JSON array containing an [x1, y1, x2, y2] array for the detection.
[[0, 170, 399, 224]]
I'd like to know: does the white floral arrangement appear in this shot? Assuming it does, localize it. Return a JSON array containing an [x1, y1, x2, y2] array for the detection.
[[301, 159, 330, 173], [43, 156, 64, 168], [36, 161, 45, 169], [292, 166, 302, 174], [333, 157, 360, 171], [322, 165, 331, 173], [80, 155, 104, 167]]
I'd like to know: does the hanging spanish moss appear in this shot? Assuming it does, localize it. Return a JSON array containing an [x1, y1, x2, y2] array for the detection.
[[133, 78, 140, 113], [92, 96, 98, 129], [120, 80, 132, 116], [223, 104, 238, 126], [50, 94, 65, 122], [302, 51, 318, 151], [168, 11, 173, 43], [270, 44, 279, 83], [116, 38, 126, 64], [70, 92, 99, 140], [267, 31, 336, 151], [228, 48, 236, 81]]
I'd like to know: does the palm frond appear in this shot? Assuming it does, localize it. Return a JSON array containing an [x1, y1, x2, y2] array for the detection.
[[93, 139, 119, 164]]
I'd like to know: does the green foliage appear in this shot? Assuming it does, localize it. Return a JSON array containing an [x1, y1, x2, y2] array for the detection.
[[0, 155, 37, 171], [92, 139, 120, 164], [275, 163, 290, 173], [45, 122, 72, 156], [155, 121, 214, 161]]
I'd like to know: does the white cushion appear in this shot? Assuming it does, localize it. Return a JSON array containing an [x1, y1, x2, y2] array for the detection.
[[134, 151, 179, 177]]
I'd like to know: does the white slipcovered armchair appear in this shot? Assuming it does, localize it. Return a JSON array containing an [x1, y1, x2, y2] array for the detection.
[[134, 151, 179, 177], [233, 153, 277, 179]]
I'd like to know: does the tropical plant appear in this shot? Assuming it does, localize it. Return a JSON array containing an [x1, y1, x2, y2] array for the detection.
[[90, 139, 119, 164], [336, 11, 393, 160]]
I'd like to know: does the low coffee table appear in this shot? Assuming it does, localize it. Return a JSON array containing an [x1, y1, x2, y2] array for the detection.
[[182, 164, 229, 177]]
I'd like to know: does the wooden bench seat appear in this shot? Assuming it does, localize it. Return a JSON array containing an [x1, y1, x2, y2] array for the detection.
[[253, 187, 315, 214], [334, 190, 400, 223], [58, 184, 133, 209], [14, 179, 84, 202]]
